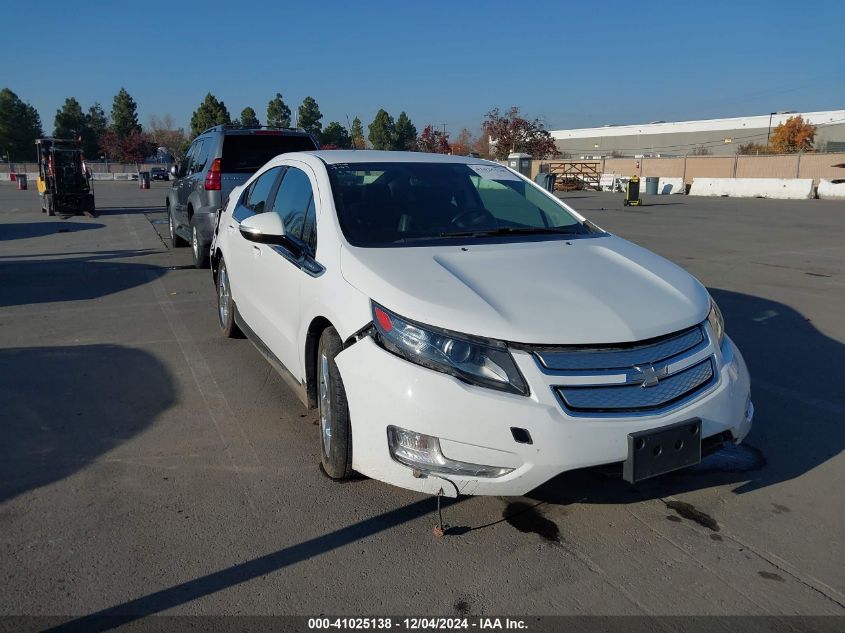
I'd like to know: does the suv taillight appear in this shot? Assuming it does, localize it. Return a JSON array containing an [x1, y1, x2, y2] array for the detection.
[[204, 158, 221, 190]]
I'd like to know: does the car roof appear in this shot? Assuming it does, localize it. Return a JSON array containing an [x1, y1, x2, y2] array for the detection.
[[292, 150, 496, 166]]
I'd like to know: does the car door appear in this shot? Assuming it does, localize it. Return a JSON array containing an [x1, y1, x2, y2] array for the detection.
[[176, 140, 199, 222], [225, 165, 286, 331], [248, 163, 322, 381]]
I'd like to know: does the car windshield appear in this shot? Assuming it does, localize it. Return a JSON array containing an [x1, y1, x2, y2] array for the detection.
[[327, 162, 594, 246]]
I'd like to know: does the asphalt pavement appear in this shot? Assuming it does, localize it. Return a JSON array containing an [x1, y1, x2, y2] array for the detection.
[[1, 182, 843, 625]]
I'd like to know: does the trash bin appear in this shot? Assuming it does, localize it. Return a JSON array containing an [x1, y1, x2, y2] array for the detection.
[[507, 153, 532, 178], [139, 172, 150, 189], [16, 174, 27, 190], [645, 176, 659, 195]]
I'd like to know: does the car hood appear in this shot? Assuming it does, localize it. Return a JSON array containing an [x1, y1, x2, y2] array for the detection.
[[339, 235, 710, 345]]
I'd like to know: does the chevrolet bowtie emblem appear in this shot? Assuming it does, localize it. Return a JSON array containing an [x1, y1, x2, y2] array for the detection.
[[631, 364, 669, 388]]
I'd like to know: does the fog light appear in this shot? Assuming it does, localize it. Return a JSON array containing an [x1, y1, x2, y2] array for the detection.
[[387, 426, 513, 478]]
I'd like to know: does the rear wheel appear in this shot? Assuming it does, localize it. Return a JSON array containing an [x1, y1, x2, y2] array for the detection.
[[169, 205, 188, 247], [216, 259, 241, 338], [192, 222, 210, 269], [318, 327, 354, 479]]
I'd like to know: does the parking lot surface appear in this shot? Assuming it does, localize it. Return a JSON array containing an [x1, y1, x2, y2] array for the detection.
[[1, 182, 843, 622]]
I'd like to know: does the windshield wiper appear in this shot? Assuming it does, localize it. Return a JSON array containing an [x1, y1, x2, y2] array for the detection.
[[439, 226, 582, 238]]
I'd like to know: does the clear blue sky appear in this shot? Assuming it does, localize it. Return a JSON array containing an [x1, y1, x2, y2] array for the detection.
[[3, 0, 844, 137]]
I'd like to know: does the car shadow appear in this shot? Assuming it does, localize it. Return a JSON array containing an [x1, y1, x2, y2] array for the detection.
[[0, 221, 105, 241], [0, 250, 165, 308], [0, 344, 176, 504], [529, 288, 844, 505]]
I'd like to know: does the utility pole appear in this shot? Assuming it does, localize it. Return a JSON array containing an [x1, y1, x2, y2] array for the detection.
[[767, 111, 777, 147]]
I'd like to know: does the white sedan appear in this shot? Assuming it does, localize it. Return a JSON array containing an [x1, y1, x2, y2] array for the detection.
[[210, 151, 752, 497]]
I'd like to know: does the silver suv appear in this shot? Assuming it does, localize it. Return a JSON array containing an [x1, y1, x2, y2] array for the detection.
[[166, 125, 319, 267]]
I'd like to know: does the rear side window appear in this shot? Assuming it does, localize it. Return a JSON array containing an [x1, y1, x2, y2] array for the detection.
[[221, 134, 318, 173], [193, 138, 212, 173], [270, 167, 315, 248], [244, 167, 283, 213]]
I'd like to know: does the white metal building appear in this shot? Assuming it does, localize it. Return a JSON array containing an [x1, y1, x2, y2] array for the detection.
[[550, 110, 845, 157]]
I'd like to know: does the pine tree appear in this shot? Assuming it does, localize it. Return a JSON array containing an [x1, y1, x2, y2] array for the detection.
[[54, 97, 88, 139], [266, 93, 291, 128], [84, 103, 108, 159], [111, 88, 142, 138], [0, 88, 43, 161], [350, 117, 365, 149], [190, 93, 231, 137], [321, 122, 352, 149], [239, 106, 260, 128], [297, 96, 323, 136], [393, 112, 417, 151], [368, 109, 395, 150]]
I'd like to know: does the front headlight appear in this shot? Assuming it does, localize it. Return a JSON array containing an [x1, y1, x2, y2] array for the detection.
[[707, 298, 725, 345], [372, 302, 528, 396]]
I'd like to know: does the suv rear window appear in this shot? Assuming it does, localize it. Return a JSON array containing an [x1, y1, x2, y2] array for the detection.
[[220, 134, 317, 173]]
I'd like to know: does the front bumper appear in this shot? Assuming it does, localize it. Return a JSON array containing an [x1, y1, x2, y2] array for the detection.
[[335, 333, 752, 497]]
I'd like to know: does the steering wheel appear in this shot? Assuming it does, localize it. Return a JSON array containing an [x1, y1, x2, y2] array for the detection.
[[450, 208, 495, 228]]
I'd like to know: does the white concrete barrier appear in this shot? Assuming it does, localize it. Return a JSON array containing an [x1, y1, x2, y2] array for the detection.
[[657, 177, 685, 194], [817, 179, 845, 199], [689, 178, 814, 199]]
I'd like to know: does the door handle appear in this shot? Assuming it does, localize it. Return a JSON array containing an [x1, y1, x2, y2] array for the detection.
[[252, 245, 261, 257], [228, 223, 236, 233]]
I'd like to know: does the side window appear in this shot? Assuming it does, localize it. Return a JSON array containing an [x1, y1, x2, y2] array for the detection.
[[243, 167, 283, 213], [270, 167, 316, 248], [180, 142, 197, 178], [189, 140, 204, 174], [473, 178, 545, 227], [193, 138, 211, 173]]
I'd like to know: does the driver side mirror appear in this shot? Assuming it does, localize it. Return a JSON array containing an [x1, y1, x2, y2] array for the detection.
[[239, 213, 304, 259], [170, 164, 178, 177]]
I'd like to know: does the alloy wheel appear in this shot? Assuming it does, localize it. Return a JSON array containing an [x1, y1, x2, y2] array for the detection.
[[319, 350, 332, 455], [218, 267, 229, 325]]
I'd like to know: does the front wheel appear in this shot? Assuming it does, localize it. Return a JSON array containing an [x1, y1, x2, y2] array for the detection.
[[216, 259, 241, 338], [169, 206, 188, 247], [318, 327, 354, 479]]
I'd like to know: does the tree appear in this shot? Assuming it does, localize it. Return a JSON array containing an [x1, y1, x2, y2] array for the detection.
[[770, 115, 816, 153], [368, 109, 395, 150], [190, 93, 231, 137], [451, 128, 477, 156], [737, 142, 772, 155], [0, 88, 43, 161], [111, 88, 142, 138], [149, 114, 189, 162], [482, 106, 558, 160], [266, 93, 292, 128], [99, 129, 156, 166], [417, 125, 451, 154], [321, 121, 352, 149], [393, 112, 417, 150], [690, 145, 712, 156], [239, 106, 260, 128], [351, 117, 365, 149], [54, 97, 87, 139], [85, 103, 108, 158], [297, 96, 323, 136]]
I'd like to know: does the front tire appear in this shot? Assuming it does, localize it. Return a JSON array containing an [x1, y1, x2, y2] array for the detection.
[[192, 222, 210, 269], [318, 327, 354, 479], [169, 205, 188, 247], [216, 259, 241, 338]]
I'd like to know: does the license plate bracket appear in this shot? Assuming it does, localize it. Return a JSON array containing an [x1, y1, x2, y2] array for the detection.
[[623, 418, 702, 483]]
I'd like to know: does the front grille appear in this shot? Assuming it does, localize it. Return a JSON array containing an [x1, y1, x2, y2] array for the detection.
[[531, 325, 717, 416], [535, 326, 704, 371], [557, 358, 715, 413]]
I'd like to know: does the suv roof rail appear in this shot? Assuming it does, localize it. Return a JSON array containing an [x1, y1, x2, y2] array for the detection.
[[197, 124, 311, 136]]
